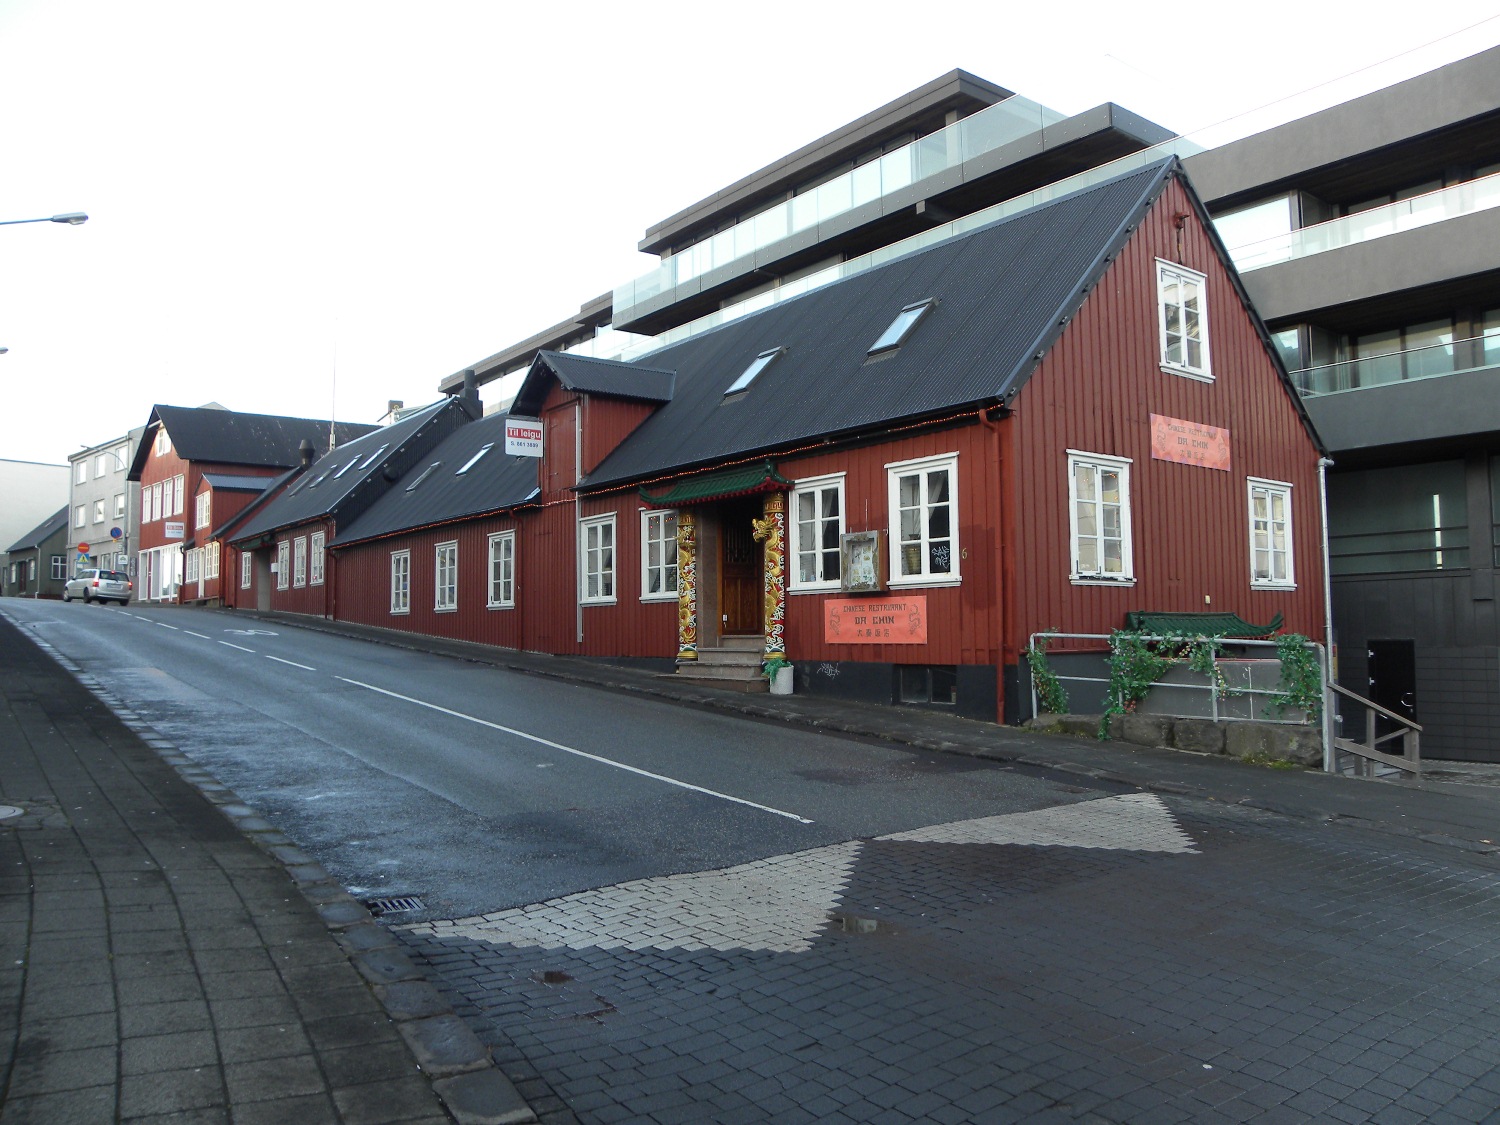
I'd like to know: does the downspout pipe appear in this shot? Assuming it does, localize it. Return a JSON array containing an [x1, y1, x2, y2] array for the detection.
[[1318, 456, 1336, 773], [979, 408, 1007, 724]]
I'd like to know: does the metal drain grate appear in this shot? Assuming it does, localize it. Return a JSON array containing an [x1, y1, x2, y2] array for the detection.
[[362, 895, 425, 917]]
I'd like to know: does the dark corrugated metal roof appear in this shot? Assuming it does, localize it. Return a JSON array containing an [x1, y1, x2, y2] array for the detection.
[[511, 351, 676, 417], [5, 507, 68, 553], [128, 405, 380, 480], [584, 160, 1176, 490], [231, 399, 466, 541], [331, 410, 541, 547]]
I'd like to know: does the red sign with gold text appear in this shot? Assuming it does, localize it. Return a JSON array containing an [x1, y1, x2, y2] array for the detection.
[[1150, 413, 1231, 471], [825, 597, 928, 645]]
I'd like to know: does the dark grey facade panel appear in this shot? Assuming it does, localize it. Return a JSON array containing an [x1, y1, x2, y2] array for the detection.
[[1306, 368, 1500, 456]]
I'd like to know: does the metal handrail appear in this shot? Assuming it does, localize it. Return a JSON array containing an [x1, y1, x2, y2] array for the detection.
[[1328, 682, 1422, 777]]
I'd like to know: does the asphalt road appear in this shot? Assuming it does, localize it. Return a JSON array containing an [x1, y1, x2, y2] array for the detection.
[[11, 599, 1500, 1124]]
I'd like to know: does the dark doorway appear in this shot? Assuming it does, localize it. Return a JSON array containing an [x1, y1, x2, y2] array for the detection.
[[720, 497, 763, 637], [1367, 639, 1417, 740]]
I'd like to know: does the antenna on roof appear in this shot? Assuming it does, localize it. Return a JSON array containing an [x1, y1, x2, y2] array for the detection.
[[329, 329, 338, 452]]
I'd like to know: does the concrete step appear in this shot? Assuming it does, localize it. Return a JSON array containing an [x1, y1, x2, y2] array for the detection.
[[666, 668, 769, 693], [693, 648, 763, 669], [676, 659, 762, 682], [717, 635, 763, 651]]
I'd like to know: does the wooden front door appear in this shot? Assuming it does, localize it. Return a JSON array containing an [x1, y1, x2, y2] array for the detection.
[[720, 498, 763, 636]]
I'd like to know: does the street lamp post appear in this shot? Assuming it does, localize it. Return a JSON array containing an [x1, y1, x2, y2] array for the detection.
[[0, 212, 88, 227], [2, 211, 88, 354]]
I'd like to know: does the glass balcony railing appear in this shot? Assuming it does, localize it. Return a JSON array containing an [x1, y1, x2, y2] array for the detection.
[[572, 136, 1207, 369], [612, 94, 1071, 317], [1224, 170, 1500, 273], [1292, 333, 1500, 397]]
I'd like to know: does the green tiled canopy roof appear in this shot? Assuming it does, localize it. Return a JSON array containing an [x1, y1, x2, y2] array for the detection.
[[639, 462, 790, 508], [1124, 611, 1285, 639]]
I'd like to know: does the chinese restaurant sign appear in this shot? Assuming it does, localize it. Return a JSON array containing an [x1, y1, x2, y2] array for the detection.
[[825, 597, 928, 644], [1150, 414, 1231, 471]]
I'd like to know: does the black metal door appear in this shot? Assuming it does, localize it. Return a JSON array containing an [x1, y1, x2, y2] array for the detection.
[[1368, 639, 1417, 730]]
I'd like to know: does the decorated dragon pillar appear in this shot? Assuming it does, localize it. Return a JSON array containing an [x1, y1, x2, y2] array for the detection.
[[675, 511, 698, 662], [751, 491, 788, 663]]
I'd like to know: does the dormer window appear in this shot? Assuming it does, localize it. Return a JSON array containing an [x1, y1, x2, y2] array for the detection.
[[724, 347, 785, 397], [869, 299, 936, 356], [456, 443, 494, 475], [405, 462, 441, 492]]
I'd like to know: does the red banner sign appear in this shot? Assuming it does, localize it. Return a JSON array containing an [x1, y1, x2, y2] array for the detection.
[[1150, 413, 1231, 471], [824, 597, 928, 644]]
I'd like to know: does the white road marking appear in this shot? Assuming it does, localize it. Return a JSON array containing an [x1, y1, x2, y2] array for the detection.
[[184, 631, 211, 639], [266, 655, 316, 671], [336, 676, 814, 824], [155, 622, 178, 631], [219, 641, 255, 653], [408, 795, 1198, 954], [879, 792, 1197, 853]]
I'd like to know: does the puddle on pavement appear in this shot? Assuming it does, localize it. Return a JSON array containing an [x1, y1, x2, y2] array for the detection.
[[828, 911, 892, 934]]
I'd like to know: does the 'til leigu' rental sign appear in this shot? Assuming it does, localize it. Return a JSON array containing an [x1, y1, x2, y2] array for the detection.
[[505, 417, 544, 458]]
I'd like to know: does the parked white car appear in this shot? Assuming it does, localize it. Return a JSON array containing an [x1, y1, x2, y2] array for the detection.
[[63, 568, 133, 606]]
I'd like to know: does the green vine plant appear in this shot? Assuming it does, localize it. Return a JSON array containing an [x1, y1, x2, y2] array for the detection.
[[1098, 629, 1174, 739], [1026, 638, 1069, 716], [1266, 633, 1322, 722]]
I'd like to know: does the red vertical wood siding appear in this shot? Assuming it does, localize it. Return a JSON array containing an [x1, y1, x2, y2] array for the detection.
[[260, 519, 335, 616], [1006, 178, 1325, 651]]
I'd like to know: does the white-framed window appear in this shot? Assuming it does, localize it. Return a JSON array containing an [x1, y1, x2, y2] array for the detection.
[[95, 453, 107, 477], [151, 483, 163, 522], [293, 536, 307, 587], [1068, 450, 1134, 583], [93, 500, 105, 524], [195, 492, 211, 530], [390, 550, 410, 614], [114, 445, 128, 473], [75, 460, 88, 484], [1248, 478, 1295, 588], [434, 541, 458, 611], [186, 549, 200, 585], [154, 428, 171, 456], [487, 531, 515, 608], [790, 473, 845, 591], [276, 540, 289, 590], [887, 454, 959, 586], [1157, 260, 1210, 379], [241, 551, 252, 589], [173, 475, 185, 516], [580, 514, 616, 605], [205, 542, 219, 581], [310, 532, 325, 586], [142, 489, 152, 523], [51, 555, 67, 580], [74, 505, 86, 529], [27, 559, 35, 581], [640, 510, 678, 601], [114, 493, 126, 520]]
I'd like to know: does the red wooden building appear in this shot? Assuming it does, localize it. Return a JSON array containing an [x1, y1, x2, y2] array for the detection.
[[225, 398, 474, 617], [319, 159, 1325, 724], [127, 405, 378, 604]]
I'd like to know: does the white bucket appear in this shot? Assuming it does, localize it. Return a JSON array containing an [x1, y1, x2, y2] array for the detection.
[[770, 666, 794, 695]]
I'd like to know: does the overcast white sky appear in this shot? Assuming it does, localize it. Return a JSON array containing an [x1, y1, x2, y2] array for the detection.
[[3, 1, 1499, 468]]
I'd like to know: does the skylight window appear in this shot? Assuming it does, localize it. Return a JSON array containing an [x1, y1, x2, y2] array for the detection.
[[724, 347, 785, 396], [405, 462, 442, 492], [868, 299, 936, 355], [333, 456, 361, 479], [358, 444, 389, 471], [455, 443, 494, 475]]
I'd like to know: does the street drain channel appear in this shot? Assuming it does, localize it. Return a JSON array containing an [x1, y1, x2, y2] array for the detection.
[[362, 895, 425, 917]]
